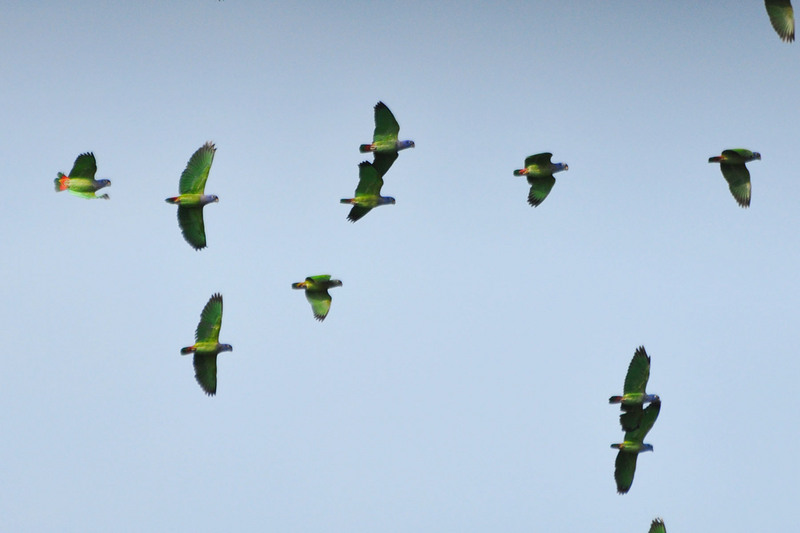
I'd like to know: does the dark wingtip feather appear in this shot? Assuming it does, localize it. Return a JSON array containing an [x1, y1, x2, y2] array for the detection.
[[634, 346, 650, 362], [527, 196, 544, 207], [194, 374, 217, 396]]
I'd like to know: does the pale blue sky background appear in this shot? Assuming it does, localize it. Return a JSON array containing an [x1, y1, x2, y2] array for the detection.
[[2, 1, 799, 531]]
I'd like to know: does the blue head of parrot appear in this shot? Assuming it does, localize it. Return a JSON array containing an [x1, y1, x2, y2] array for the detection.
[[398, 140, 415, 151]]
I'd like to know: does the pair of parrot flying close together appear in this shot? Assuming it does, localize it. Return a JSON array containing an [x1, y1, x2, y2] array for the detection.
[[648, 518, 666, 533], [342, 102, 414, 222], [292, 275, 342, 321], [708, 149, 760, 208], [765, 0, 794, 42], [609, 346, 661, 494], [513, 152, 568, 207], [165, 141, 221, 249], [180, 293, 233, 396], [54, 152, 111, 199]]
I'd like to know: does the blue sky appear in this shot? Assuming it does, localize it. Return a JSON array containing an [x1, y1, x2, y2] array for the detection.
[[3, 1, 799, 531]]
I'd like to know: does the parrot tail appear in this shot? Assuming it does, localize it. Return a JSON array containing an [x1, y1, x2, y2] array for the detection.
[[180, 346, 195, 355], [359, 144, 374, 153], [608, 396, 623, 404], [55, 173, 69, 192]]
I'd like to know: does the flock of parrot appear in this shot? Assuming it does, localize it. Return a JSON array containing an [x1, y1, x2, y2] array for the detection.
[[49, 2, 796, 528]]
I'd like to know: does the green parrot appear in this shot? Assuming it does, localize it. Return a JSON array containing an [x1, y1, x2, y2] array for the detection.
[[766, 0, 794, 42], [180, 293, 233, 396], [513, 152, 568, 206], [649, 518, 667, 533], [54, 152, 111, 199], [165, 142, 220, 249], [609, 346, 660, 431], [611, 398, 660, 494], [340, 161, 396, 222], [708, 149, 760, 208], [292, 275, 342, 321], [359, 101, 415, 177]]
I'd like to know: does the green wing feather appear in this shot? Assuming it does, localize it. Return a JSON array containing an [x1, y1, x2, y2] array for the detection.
[[619, 408, 643, 432], [193, 353, 218, 396], [69, 153, 97, 179], [373, 152, 398, 177], [306, 290, 333, 321], [722, 149, 755, 160], [648, 518, 667, 533], [68, 190, 109, 200], [527, 175, 556, 206], [623, 346, 651, 395], [524, 152, 553, 168], [355, 162, 384, 197], [179, 142, 216, 194], [624, 399, 661, 442], [347, 205, 372, 222], [195, 293, 223, 343], [177, 206, 207, 250], [720, 163, 751, 208], [373, 102, 400, 143], [614, 449, 639, 494], [766, 0, 795, 42]]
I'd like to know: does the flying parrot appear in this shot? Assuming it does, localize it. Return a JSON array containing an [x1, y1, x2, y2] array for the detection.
[[180, 293, 233, 396], [54, 152, 111, 199], [708, 149, 760, 208], [611, 398, 660, 494], [340, 161, 396, 222], [609, 346, 660, 431], [165, 142, 220, 249], [513, 152, 568, 206], [765, 0, 794, 42], [359, 101, 415, 177], [292, 275, 342, 321]]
